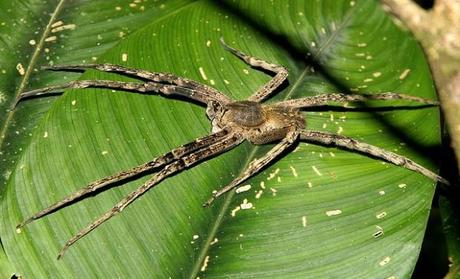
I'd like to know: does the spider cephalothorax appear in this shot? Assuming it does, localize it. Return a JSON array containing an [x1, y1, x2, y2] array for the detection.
[[15, 38, 447, 259]]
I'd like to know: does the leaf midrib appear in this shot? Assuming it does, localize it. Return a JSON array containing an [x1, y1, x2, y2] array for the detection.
[[0, 0, 66, 149]]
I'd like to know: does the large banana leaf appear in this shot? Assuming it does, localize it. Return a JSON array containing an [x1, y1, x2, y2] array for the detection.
[[0, 0, 442, 278]]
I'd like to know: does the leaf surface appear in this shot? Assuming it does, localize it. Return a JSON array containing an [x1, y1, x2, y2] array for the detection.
[[0, 1, 441, 278]]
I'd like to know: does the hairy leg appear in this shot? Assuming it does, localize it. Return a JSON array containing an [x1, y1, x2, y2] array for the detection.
[[300, 130, 448, 184], [42, 64, 231, 104], [203, 129, 300, 206], [54, 133, 243, 259], [16, 129, 230, 229], [277, 92, 439, 108], [16, 79, 223, 106], [220, 38, 288, 102]]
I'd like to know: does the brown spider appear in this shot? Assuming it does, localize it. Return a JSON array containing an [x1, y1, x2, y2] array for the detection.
[[16, 39, 447, 259]]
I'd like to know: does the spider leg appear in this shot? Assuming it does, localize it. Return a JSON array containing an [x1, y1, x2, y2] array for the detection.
[[300, 130, 449, 184], [42, 64, 231, 104], [16, 80, 221, 106], [56, 133, 243, 259], [203, 129, 300, 207], [16, 129, 230, 230], [276, 92, 439, 108], [220, 38, 288, 102]]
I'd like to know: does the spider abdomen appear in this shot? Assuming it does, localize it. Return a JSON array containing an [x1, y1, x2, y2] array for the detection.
[[220, 101, 305, 145], [247, 106, 305, 144]]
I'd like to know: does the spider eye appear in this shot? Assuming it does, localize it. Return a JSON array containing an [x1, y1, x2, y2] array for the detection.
[[227, 101, 265, 127]]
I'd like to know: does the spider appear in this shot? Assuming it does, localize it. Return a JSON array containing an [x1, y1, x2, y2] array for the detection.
[[16, 39, 447, 259]]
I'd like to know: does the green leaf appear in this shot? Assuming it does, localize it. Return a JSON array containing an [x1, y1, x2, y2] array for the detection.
[[0, 0, 195, 188], [439, 196, 460, 279], [1, 0, 441, 278]]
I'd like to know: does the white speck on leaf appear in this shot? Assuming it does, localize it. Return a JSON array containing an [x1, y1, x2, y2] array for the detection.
[[289, 165, 298, 177], [231, 206, 241, 217], [373, 225, 384, 238], [379, 256, 391, 266], [16, 63, 25, 75], [51, 23, 76, 33], [51, 20, 64, 28], [326, 209, 342, 216], [240, 199, 253, 210], [45, 36, 57, 42], [0, 92, 6, 104], [200, 255, 210, 272], [267, 168, 280, 180], [198, 67, 208, 80], [376, 212, 387, 219], [236, 184, 251, 193], [311, 166, 322, 176], [399, 69, 411, 80]]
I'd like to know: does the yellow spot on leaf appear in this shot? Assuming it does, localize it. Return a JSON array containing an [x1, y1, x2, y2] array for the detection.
[[399, 69, 411, 80], [16, 63, 25, 76], [379, 256, 391, 266]]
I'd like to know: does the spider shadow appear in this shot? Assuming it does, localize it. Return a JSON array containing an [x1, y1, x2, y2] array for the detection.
[[209, 0, 447, 175]]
